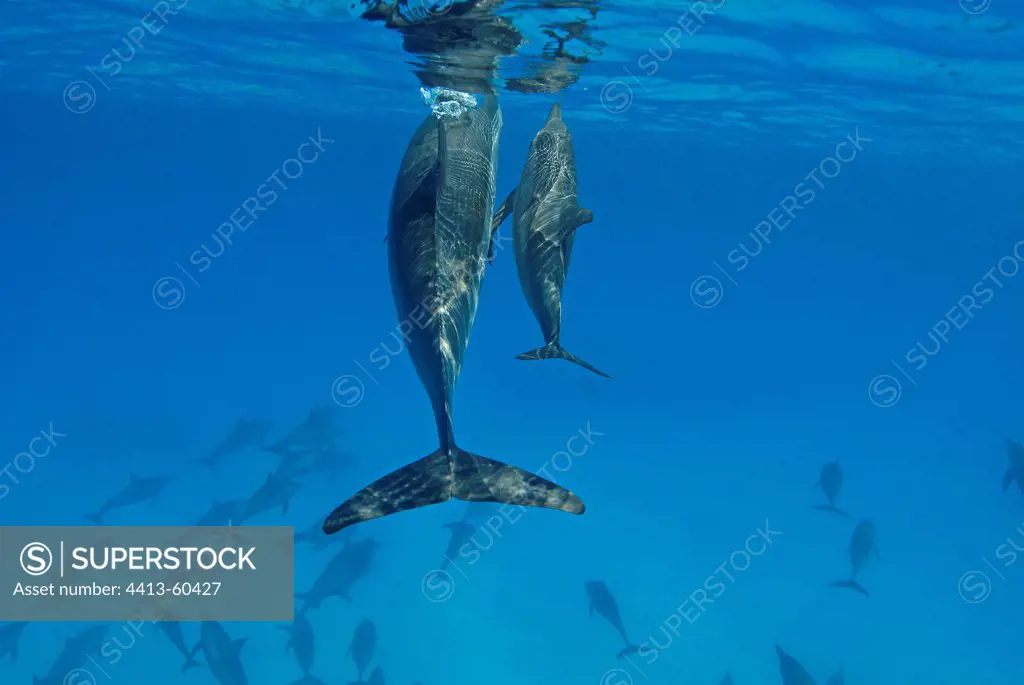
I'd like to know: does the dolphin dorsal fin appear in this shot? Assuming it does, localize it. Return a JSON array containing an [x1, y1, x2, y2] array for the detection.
[[233, 637, 247, 654]]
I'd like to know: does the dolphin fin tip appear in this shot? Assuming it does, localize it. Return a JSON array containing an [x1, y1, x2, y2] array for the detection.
[[515, 344, 611, 379], [451, 447, 585, 515]]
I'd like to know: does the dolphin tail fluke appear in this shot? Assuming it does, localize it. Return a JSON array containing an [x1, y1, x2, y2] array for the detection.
[[616, 644, 640, 660], [516, 343, 611, 379], [181, 655, 200, 673], [1003, 467, 1017, 491], [322, 450, 453, 534], [449, 446, 586, 514], [322, 447, 585, 534], [84, 513, 103, 525], [812, 504, 853, 519], [828, 579, 870, 597]]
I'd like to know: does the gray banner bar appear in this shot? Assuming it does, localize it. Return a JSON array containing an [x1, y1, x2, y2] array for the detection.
[[0, 526, 293, 621]]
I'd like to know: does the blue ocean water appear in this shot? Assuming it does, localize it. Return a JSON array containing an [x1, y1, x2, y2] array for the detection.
[[2, 0, 1024, 683]]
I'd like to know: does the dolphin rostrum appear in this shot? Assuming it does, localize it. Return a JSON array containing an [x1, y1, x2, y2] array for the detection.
[[829, 519, 878, 598], [812, 461, 852, 519], [322, 96, 585, 534], [492, 103, 608, 378]]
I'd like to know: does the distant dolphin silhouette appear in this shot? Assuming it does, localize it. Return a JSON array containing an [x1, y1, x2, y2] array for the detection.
[[322, 97, 585, 535], [829, 519, 878, 598], [812, 461, 852, 519], [492, 103, 609, 378], [584, 580, 638, 659]]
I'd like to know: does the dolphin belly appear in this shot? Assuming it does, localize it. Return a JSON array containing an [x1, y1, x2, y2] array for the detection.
[[514, 193, 568, 341]]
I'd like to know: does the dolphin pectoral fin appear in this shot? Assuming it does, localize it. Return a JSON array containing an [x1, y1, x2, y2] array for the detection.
[[574, 207, 594, 227], [492, 188, 517, 232], [554, 207, 594, 244], [450, 446, 585, 516], [828, 579, 870, 597], [1003, 467, 1017, 491], [489, 188, 517, 264], [322, 450, 454, 534], [516, 343, 612, 379]]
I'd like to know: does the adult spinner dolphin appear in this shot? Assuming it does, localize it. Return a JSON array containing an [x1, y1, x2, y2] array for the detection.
[[492, 103, 609, 378], [322, 97, 585, 534]]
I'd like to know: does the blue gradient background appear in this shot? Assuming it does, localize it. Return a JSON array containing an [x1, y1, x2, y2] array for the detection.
[[2, 1, 1024, 683]]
